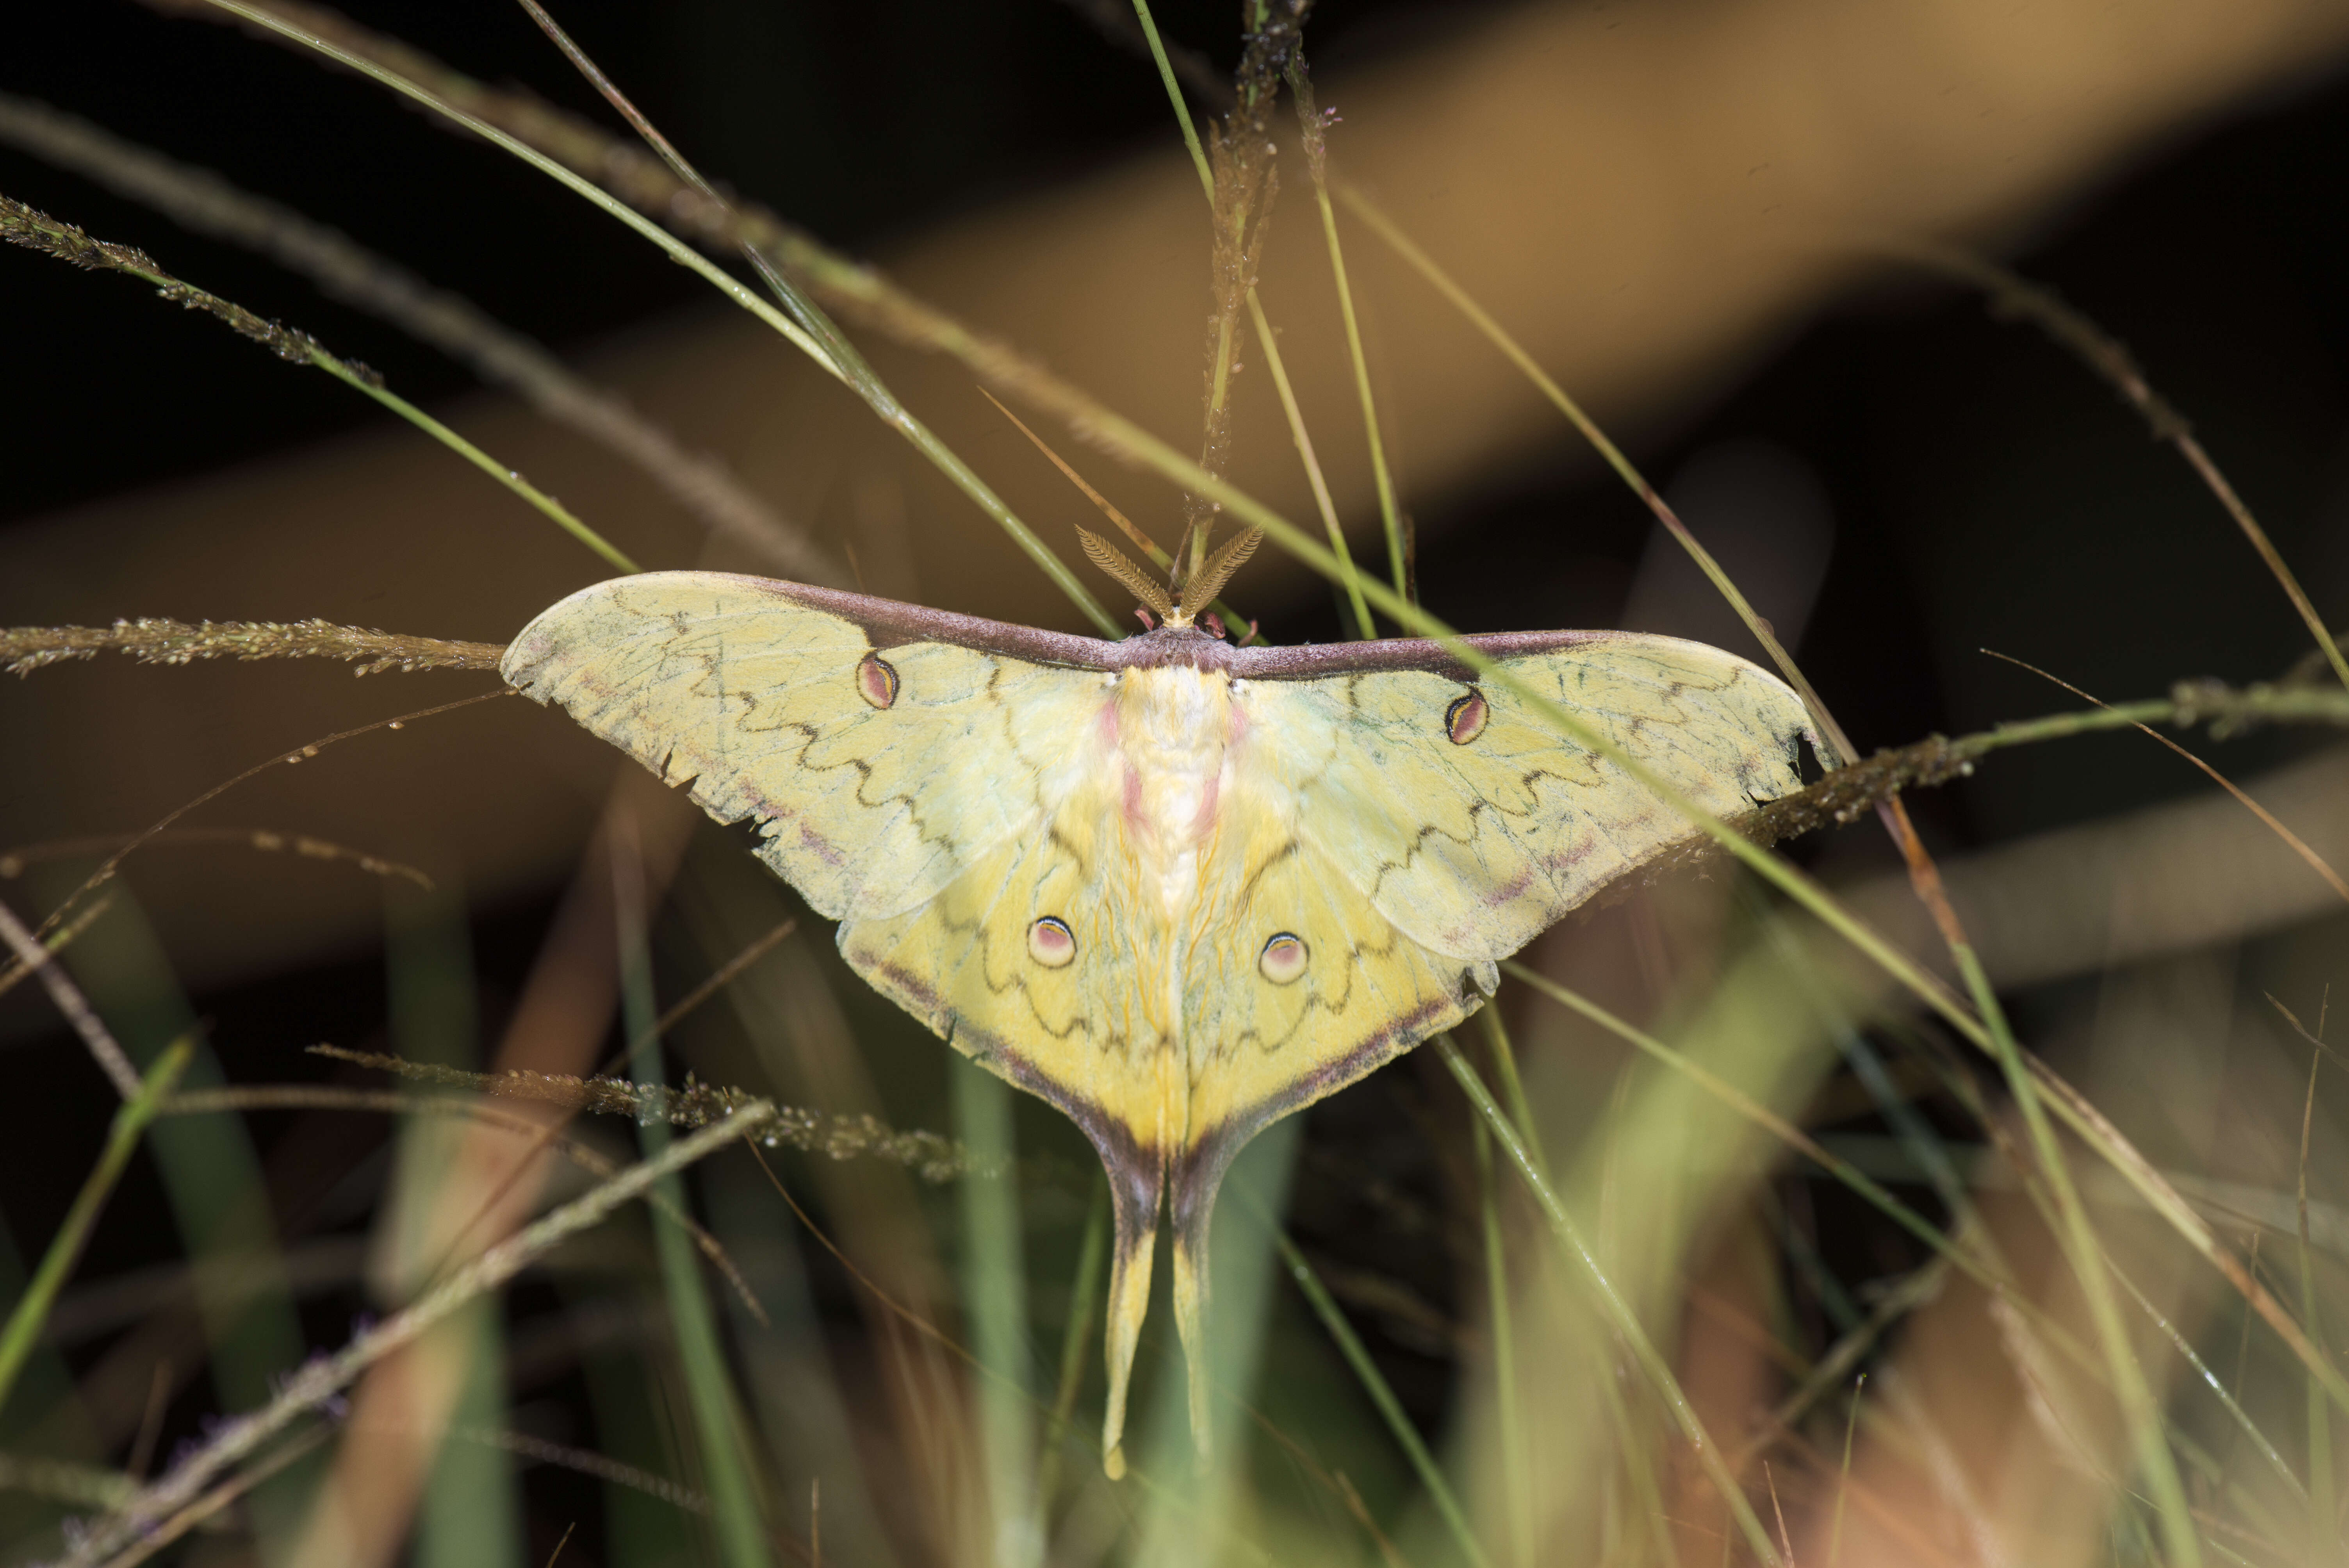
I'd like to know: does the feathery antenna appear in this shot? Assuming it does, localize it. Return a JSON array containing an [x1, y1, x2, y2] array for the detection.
[[1077, 529, 1176, 621], [1178, 528, 1261, 622]]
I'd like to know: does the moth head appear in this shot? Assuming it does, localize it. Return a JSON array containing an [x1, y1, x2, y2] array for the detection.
[[1173, 526, 1260, 629]]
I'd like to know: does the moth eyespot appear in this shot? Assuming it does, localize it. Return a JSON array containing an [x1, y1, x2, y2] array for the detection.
[[1028, 916, 1075, 968], [1258, 932, 1308, 985], [856, 653, 900, 709], [1444, 690, 1488, 745]]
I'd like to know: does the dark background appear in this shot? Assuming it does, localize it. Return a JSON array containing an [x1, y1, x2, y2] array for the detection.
[[4, 1, 2348, 1559]]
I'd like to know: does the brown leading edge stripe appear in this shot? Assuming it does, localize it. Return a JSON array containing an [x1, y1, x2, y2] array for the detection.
[[750, 573, 1636, 679]]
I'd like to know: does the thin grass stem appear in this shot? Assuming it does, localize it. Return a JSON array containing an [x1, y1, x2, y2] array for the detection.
[[1951, 944, 2203, 1567], [1329, 183, 1854, 758], [1267, 1224, 1494, 1568], [0, 894, 115, 1004], [1130, 0, 1214, 200], [0, 92, 834, 579], [59, 1102, 778, 1567], [1473, 1121, 1533, 1568], [1829, 1374, 1863, 1568], [612, 845, 773, 1568], [2297, 1043, 2335, 1564], [1291, 70, 1406, 608], [92, 1420, 333, 1568], [1, 185, 642, 575], [192, 0, 1117, 634], [1985, 649, 2349, 905], [305, 350, 640, 573], [0, 896, 144, 1099], [161, 1082, 765, 1321], [1889, 242, 2349, 693], [1501, 962, 2001, 1295], [1437, 1039, 1784, 1567], [1473, 1010, 1541, 1173], [1245, 289, 1374, 639], [0, 1038, 192, 1412], [2108, 1260, 2304, 1504]]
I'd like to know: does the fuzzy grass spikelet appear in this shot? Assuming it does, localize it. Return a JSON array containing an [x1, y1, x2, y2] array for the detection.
[[0, 617, 504, 678]]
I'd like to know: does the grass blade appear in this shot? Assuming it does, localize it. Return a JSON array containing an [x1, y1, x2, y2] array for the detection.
[[192, 0, 1116, 633], [1245, 289, 1376, 641], [1952, 944, 2203, 1568], [59, 1096, 773, 1566], [1268, 1225, 1492, 1568], [1036, 1178, 1108, 1513], [614, 848, 774, 1568], [1290, 61, 1407, 607], [0, 187, 641, 575], [0, 1038, 192, 1412], [1437, 1039, 1784, 1567], [1473, 1122, 1532, 1568], [953, 1062, 1040, 1567]]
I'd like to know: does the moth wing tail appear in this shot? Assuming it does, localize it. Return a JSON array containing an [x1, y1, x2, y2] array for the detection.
[[1172, 1213, 1214, 1465], [1100, 1150, 1164, 1480], [1169, 1126, 1252, 1465]]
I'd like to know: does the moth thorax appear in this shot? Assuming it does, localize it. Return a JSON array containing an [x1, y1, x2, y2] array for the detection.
[[1112, 668, 1235, 912]]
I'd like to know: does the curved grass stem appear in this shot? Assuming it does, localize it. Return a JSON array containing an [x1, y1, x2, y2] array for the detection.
[[0, 1038, 192, 1413], [1267, 1222, 1493, 1568], [1889, 242, 2349, 695], [194, 0, 1116, 634], [58, 1103, 779, 1567], [1437, 1038, 1784, 1567], [1293, 71, 1406, 608], [1245, 289, 1374, 640], [307, 350, 639, 574]]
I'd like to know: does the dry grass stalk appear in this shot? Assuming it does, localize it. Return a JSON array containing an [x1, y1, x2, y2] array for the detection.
[[56, 1103, 777, 1568], [1, 618, 502, 678], [0, 93, 839, 582], [310, 1046, 993, 1184], [0, 189, 356, 376]]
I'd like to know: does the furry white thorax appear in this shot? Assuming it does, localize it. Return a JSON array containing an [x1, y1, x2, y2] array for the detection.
[[1109, 666, 1239, 921]]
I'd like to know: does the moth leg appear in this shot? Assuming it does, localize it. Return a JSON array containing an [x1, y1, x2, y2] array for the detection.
[[1098, 1146, 1164, 1480]]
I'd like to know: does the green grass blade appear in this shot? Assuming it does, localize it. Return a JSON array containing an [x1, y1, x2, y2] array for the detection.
[[1473, 1123, 1533, 1568], [305, 352, 640, 574], [1951, 944, 2202, 1568], [0, 1037, 191, 1412], [1291, 71, 1406, 607], [1037, 1178, 1108, 1515], [1268, 1225, 1492, 1568], [953, 1062, 1040, 1567], [1329, 183, 1852, 759], [1437, 1038, 1784, 1568], [197, 0, 1117, 634], [617, 872, 774, 1568], [2, 186, 642, 577], [1245, 290, 1375, 640], [1128, 0, 1214, 201]]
